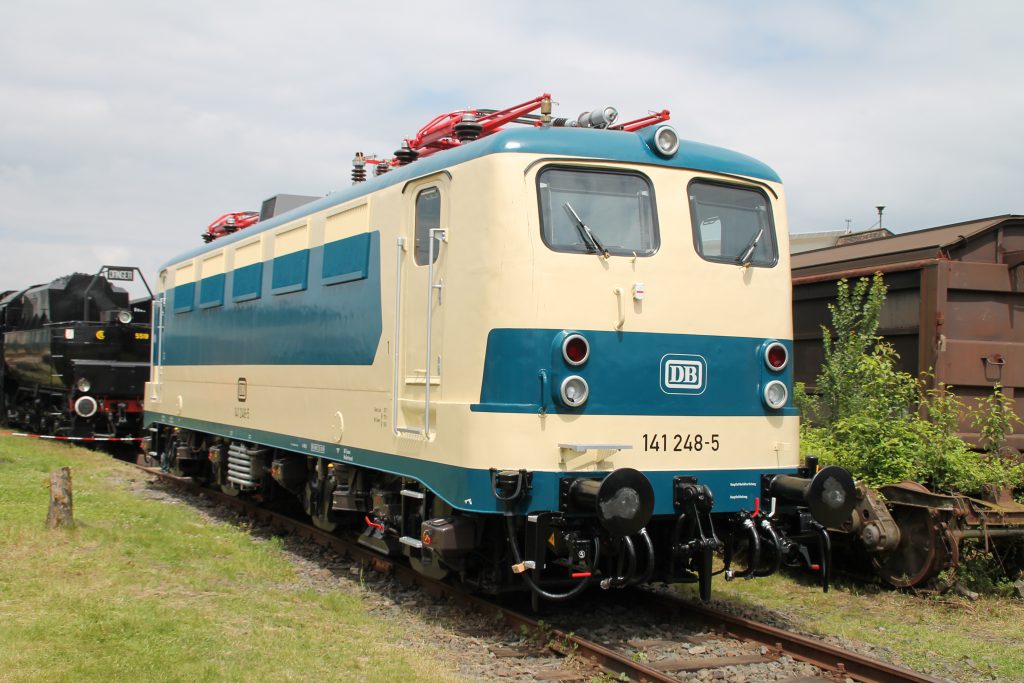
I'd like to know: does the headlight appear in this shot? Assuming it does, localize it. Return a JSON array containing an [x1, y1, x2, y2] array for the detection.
[[76, 378, 91, 393], [559, 375, 589, 407], [763, 380, 788, 410], [74, 395, 99, 418], [117, 310, 133, 324], [653, 125, 679, 157]]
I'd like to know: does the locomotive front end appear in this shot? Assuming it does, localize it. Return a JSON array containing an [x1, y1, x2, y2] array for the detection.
[[466, 127, 856, 601], [1, 268, 151, 438]]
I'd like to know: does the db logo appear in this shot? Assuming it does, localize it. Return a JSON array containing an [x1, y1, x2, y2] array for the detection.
[[660, 354, 707, 395]]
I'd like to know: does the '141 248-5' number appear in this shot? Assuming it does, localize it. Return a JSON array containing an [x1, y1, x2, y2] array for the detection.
[[642, 433, 719, 452]]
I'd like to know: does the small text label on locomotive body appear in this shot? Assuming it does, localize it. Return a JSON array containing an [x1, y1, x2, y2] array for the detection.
[[659, 354, 707, 395], [104, 268, 135, 281]]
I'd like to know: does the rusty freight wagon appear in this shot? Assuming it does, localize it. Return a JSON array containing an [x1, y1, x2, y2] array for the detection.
[[791, 214, 1024, 451]]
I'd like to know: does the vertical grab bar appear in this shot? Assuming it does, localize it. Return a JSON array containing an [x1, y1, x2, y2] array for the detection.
[[423, 228, 446, 438], [392, 238, 407, 436], [151, 294, 165, 400]]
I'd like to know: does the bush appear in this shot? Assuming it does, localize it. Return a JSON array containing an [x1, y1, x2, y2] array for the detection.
[[800, 275, 1024, 495]]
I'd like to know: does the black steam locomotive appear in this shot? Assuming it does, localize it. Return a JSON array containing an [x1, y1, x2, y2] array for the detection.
[[0, 267, 152, 438]]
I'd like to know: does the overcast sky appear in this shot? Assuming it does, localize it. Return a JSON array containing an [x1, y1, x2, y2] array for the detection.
[[2, 1, 1022, 291]]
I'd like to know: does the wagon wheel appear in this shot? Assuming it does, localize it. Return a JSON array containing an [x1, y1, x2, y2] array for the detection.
[[872, 483, 954, 588]]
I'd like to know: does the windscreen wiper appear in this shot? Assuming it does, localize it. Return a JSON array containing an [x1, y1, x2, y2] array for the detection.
[[737, 226, 765, 266], [563, 202, 610, 259]]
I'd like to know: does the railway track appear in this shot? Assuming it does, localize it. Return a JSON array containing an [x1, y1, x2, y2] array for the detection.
[[138, 465, 946, 683]]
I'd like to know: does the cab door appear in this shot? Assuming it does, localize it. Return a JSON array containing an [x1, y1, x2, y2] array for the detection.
[[394, 175, 449, 438]]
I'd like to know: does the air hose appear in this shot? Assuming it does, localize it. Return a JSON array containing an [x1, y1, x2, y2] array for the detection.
[[504, 512, 599, 602]]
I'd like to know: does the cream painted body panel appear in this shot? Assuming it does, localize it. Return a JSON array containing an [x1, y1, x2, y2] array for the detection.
[[153, 366, 796, 472]]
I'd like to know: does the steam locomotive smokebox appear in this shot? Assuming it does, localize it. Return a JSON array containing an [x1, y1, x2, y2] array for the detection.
[[421, 516, 476, 556], [259, 194, 321, 221]]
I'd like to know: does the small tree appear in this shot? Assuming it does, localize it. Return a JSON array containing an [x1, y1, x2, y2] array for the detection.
[[817, 273, 888, 424], [971, 384, 1023, 456]]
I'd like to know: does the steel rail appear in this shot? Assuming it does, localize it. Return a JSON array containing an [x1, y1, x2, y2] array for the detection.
[[628, 589, 945, 683], [139, 466, 941, 683]]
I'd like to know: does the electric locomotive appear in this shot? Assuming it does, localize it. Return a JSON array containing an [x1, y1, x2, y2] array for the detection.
[[143, 94, 856, 602], [1, 267, 152, 438]]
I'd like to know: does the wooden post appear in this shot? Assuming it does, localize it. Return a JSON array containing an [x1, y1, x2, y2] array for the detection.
[[46, 466, 74, 529]]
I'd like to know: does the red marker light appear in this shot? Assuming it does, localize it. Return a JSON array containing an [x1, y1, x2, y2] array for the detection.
[[562, 334, 590, 366], [764, 342, 788, 371]]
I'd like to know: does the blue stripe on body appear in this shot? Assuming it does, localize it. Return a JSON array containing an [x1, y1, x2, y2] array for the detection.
[[163, 232, 381, 366], [199, 273, 225, 309], [473, 328, 796, 417], [271, 251, 309, 294], [173, 282, 194, 313], [232, 263, 262, 302], [322, 232, 371, 284], [145, 410, 788, 515]]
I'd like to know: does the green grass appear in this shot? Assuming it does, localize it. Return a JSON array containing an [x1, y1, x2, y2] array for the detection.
[[0, 436, 459, 683], [679, 570, 1024, 681]]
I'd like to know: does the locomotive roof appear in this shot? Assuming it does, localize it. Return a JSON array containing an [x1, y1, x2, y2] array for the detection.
[[164, 126, 781, 269]]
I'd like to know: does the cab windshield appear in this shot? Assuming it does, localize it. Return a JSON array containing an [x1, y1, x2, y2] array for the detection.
[[689, 181, 777, 267], [537, 167, 658, 256]]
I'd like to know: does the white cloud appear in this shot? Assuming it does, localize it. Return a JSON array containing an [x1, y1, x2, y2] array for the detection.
[[1, 1, 1022, 289]]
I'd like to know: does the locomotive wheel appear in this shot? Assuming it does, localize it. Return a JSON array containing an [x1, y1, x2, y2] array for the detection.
[[310, 505, 338, 533], [304, 476, 338, 532], [136, 450, 159, 468], [872, 489, 953, 588], [409, 550, 449, 580]]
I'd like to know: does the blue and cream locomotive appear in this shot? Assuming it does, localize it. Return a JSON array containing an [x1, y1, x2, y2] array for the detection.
[[143, 95, 855, 601]]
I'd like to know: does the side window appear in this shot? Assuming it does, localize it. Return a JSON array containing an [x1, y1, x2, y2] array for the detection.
[[689, 181, 777, 267], [414, 187, 441, 266]]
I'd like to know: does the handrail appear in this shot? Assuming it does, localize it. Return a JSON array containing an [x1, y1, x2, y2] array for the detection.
[[150, 294, 165, 401], [82, 265, 154, 321], [423, 228, 447, 438], [613, 287, 625, 329], [391, 238, 414, 436]]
